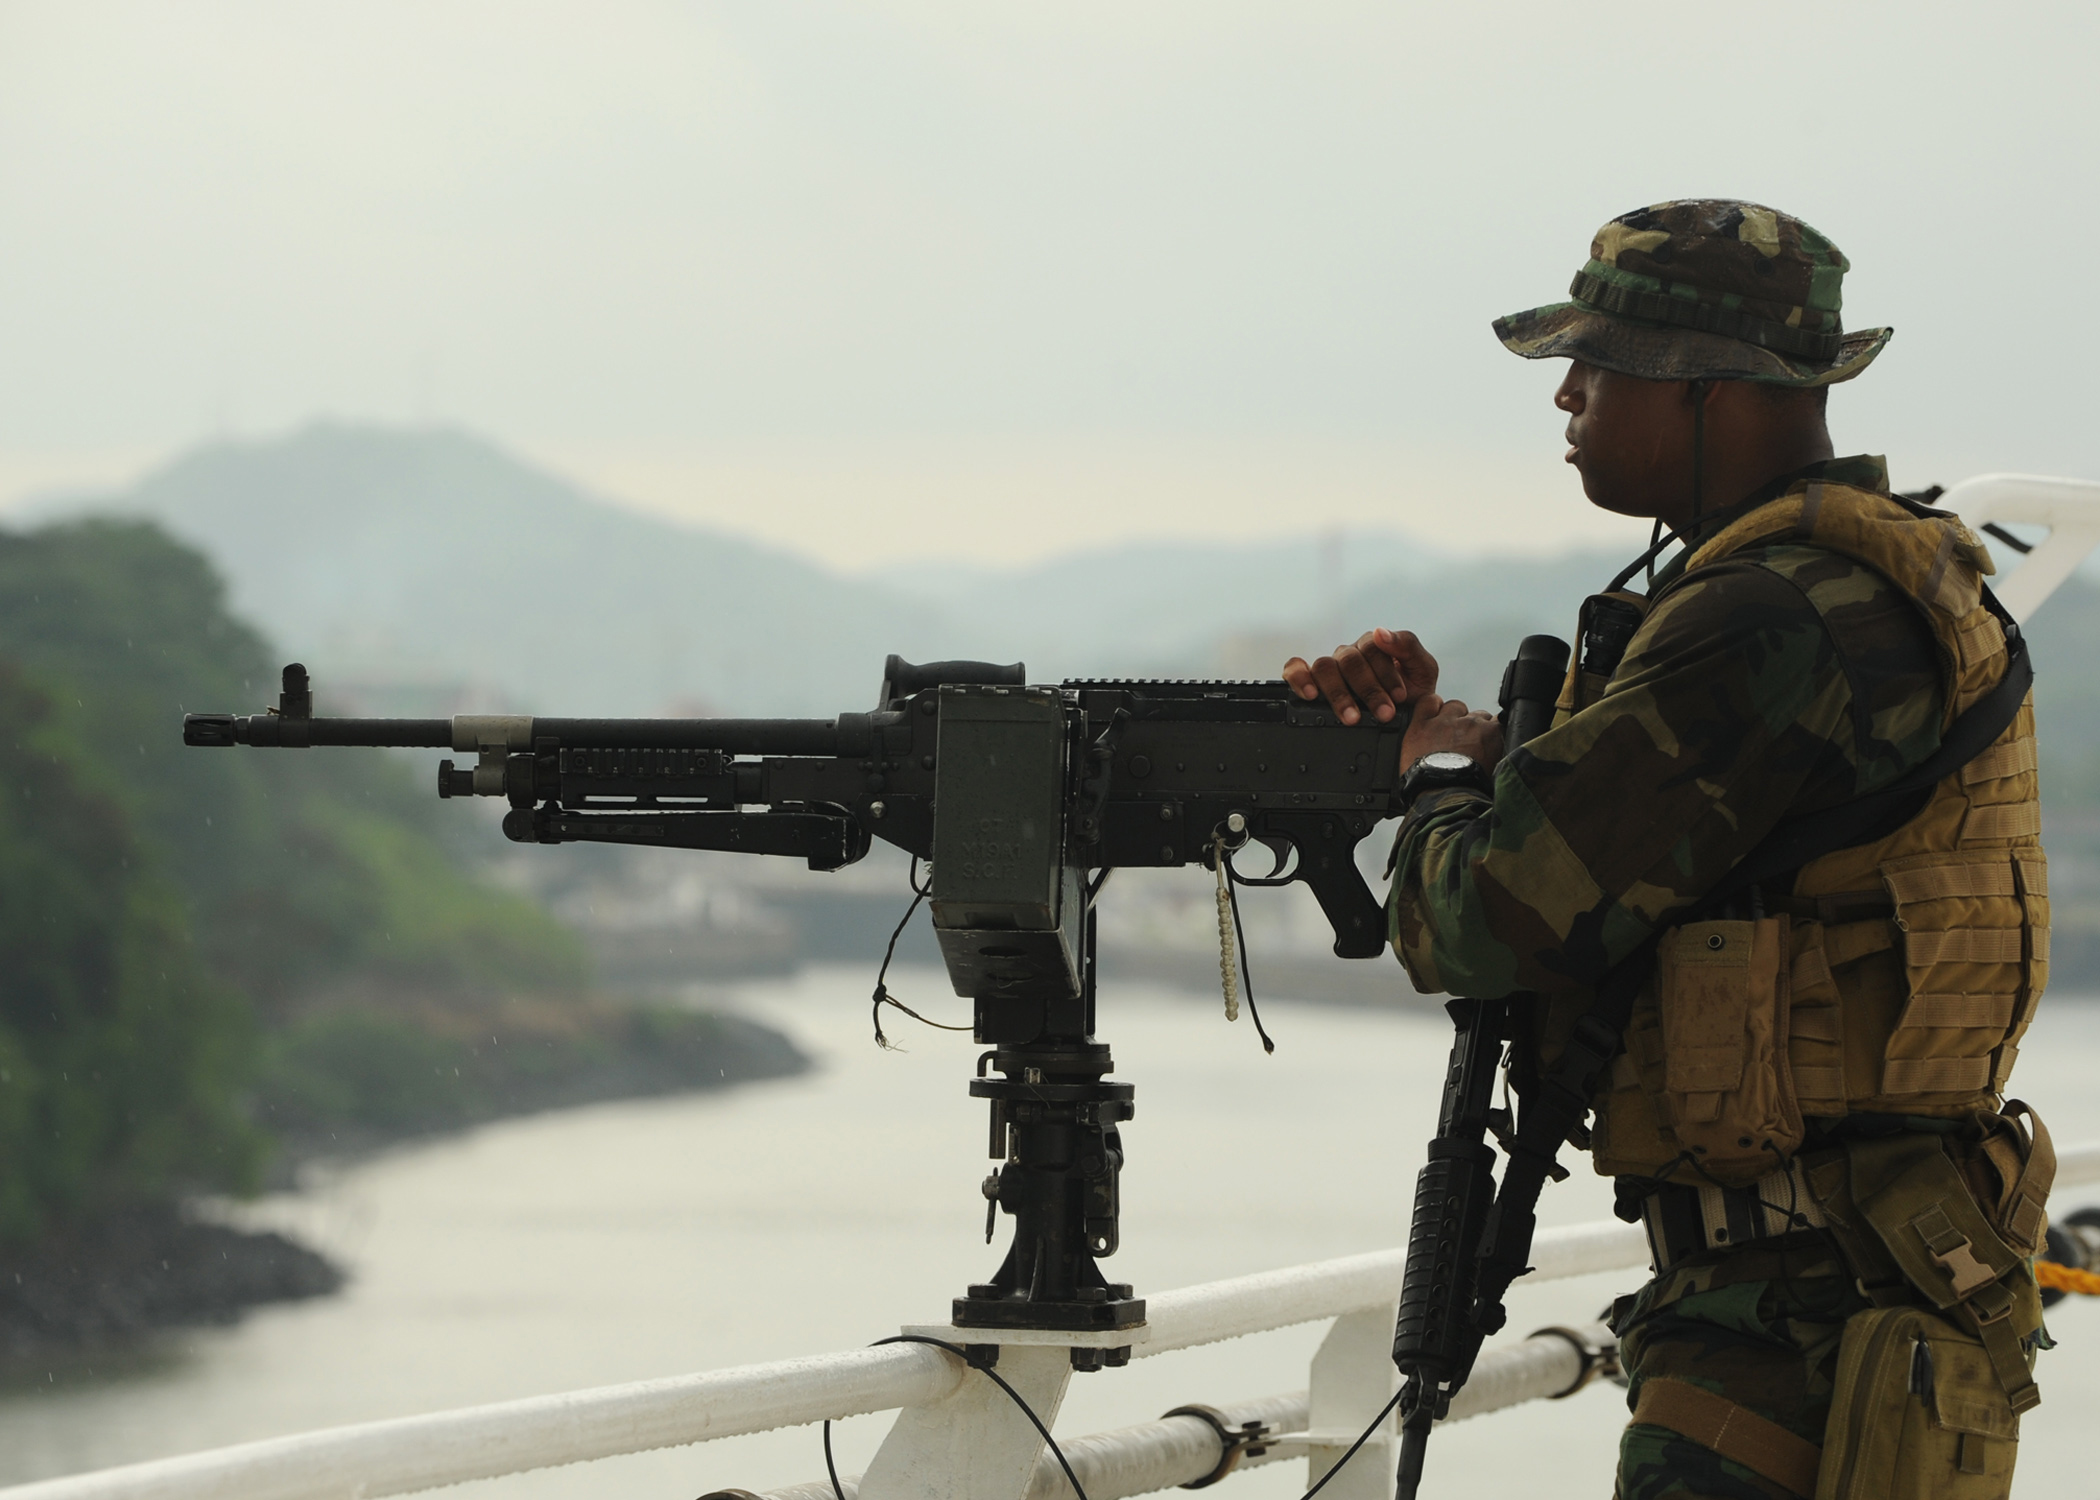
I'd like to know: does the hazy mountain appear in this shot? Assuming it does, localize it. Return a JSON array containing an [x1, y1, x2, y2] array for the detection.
[[36, 425, 940, 717]]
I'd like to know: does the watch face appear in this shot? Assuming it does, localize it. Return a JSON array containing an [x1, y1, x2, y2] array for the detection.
[[1420, 751, 1475, 772]]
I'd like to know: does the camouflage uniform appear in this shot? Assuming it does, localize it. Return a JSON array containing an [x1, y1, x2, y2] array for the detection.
[[1615, 1242, 1869, 1500], [1386, 202, 2007, 1498], [1490, 198, 1891, 389], [1388, 451, 1942, 1006]]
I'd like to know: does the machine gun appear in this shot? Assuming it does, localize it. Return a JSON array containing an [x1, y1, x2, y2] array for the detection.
[[187, 654, 1412, 1352]]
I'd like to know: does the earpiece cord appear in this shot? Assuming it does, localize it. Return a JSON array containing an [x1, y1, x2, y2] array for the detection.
[[1689, 377, 1709, 531], [1607, 377, 1728, 596]]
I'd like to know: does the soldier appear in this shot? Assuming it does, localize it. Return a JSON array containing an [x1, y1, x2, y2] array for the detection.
[[1286, 200, 2052, 1498]]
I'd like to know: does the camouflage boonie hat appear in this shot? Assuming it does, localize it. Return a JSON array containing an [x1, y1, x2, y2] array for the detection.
[[1494, 199, 1892, 388]]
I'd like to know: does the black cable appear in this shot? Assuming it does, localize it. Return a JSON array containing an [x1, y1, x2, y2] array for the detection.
[[1982, 520, 2035, 556], [1308, 1385, 1405, 1499], [1603, 431, 1778, 598], [870, 857, 968, 1049], [1222, 858, 1277, 1054], [1759, 1140, 1811, 1312], [822, 1416, 844, 1499]]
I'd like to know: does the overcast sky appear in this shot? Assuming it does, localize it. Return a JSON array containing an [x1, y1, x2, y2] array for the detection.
[[1, 2, 2094, 569]]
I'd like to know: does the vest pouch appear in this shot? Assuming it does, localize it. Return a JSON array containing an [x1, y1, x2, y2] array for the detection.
[[1878, 849, 2030, 1104], [1816, 1305, 2019, 1500], [1654, 917, 1803, 1186], [1590, 990, 1670, 1176], [1964, 1102, 2054, 1257]]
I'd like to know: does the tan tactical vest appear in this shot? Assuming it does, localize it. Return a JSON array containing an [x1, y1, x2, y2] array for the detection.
[[1585, 480, 2048, 1183]]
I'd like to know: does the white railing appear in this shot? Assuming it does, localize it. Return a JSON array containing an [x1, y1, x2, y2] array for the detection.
[[9, 1144, 2096, 1500], [1941, 472, 2100, 623]]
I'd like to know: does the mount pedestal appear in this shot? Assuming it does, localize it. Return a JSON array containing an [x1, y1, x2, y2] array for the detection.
[[954, 1038, 1143, 1352]]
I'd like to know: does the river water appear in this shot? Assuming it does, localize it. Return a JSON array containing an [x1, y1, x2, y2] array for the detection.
[[7, 966, 2100, 1498]]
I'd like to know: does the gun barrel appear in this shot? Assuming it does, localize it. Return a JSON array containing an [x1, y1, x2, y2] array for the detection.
[[183, 713, 453, 748], [530, 718, 851, 755], [183, 711, 858, 756]]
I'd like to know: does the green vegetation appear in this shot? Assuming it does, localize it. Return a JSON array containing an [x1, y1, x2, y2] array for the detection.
[[0, 518, 586, 1017], [0, 518, 754, 1245], [0, 658, 260, 1238]]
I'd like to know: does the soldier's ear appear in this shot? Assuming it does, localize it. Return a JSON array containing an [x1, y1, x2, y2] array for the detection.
[[1695, 377, 1769, 429]]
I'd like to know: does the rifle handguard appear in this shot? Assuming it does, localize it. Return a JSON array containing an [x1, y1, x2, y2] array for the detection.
[[1392, 1140, 1498, 1391]]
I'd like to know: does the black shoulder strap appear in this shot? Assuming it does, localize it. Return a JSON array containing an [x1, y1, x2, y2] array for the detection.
[[1714, 591, 2030, 900]]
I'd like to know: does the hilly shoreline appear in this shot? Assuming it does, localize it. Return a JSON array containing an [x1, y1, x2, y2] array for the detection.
[[0, 510, 813, 1366]]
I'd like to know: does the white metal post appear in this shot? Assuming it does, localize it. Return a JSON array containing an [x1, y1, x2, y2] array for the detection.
[[856, 1344, 1073, 1500], [1303, 1302, 1400, 1500], [1940, 472, 2100, 623]]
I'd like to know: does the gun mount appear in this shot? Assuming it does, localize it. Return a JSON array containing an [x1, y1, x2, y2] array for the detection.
[[187, 655, 1411, 1348]]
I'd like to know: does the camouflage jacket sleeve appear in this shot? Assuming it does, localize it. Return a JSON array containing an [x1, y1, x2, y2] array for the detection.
[[1386, 543, 1944, 1000]]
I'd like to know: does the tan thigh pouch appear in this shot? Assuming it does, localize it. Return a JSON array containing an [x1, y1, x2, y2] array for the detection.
[[1816, 1305, 2019, 1500]]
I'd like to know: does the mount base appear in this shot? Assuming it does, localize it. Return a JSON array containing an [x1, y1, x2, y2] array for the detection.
[[953, 1287, 1145, 1333]]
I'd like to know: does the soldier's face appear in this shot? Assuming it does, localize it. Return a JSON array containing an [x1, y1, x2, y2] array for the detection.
[[1554, 360, 1698, 523]]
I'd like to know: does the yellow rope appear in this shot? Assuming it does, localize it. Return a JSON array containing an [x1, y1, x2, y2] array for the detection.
[[2035, 1259, 2100, 1296]]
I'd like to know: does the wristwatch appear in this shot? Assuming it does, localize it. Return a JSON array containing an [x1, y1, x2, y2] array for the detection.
[[1398, 750, 1494, 810]]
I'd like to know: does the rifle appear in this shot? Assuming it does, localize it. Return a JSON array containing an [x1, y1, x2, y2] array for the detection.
[[1388, 633, 1570, 1496], [188, 654, 1411, 1348]]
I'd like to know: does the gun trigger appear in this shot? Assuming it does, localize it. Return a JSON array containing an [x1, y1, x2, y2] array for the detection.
[[1257, 835, 1290, 879]]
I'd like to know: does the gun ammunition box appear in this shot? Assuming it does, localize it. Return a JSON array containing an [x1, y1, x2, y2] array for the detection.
[[930, 686, 1085, 1012]]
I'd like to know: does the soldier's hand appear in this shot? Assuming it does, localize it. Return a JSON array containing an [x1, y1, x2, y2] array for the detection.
[[1282, 627, 1438, 726], [1401, 696, 1503, 771]]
